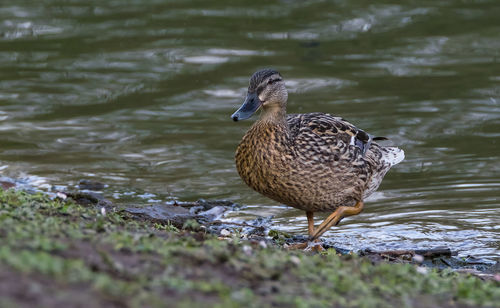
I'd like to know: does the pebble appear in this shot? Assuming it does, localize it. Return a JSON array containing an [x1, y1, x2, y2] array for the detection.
[[56, 192, 67, 200], [78, 179, 106, 191], [412, 254, 424, 263], [220, 229, 231, 237], [242, 245, 252, 256], [290, 255, 301, 265]]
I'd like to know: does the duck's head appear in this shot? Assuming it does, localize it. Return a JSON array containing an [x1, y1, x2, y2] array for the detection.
[[231, 69, 287, 121]]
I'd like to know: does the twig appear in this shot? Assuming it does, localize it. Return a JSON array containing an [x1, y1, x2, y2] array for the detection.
[[207, 220, 265, 229], [363, 247, 453, 258]]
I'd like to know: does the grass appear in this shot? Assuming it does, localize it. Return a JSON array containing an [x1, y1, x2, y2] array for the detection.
[[0, 188, 499, 307]]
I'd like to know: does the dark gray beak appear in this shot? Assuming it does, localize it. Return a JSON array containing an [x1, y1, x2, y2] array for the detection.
[[231, 92, 261, 121]]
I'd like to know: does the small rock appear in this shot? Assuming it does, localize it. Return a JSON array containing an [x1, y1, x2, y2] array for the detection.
[[196, 199, 236, 211], [259, 241, 267, 249], [126, 203, 195, 228], [416, 266, 428, 275], [412, 254, 424, 263], [290, 255, 301, 265], [188, 205, 205, 215], [56, 192, 67, 200], [242, 245, 252, 256], [489, 261, 500, 273], [0, 181, 15, 190], [78, 179, 106, 191], [220, 229, 231, 237], [248, 216, 273, 228], [198, 206, 227, 220], [67, 191, 112, 207]]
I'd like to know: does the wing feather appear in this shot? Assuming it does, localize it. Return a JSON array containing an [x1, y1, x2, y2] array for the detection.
[[287, 112, 375, 157]]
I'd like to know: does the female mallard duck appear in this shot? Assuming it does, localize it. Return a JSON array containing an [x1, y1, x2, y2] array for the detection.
[[231, 69, 404, 248]]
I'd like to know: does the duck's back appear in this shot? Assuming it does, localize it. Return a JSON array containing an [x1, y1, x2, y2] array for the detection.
[[288, 112, 403, 199], [235, 112, 404, 212]]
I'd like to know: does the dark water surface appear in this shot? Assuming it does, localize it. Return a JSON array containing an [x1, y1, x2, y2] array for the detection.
[[1, 1, 499, 261]]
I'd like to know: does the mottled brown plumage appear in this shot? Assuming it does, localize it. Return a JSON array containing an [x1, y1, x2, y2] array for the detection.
[[231, 69, 404, 245]]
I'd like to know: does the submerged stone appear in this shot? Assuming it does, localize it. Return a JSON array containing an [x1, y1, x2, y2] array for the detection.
[[78, 179, 106, 191], [66, 191, 113, 208], [0, 181, 15, 190], [126, 204, 195, 228], [125, 199, 237, 229]]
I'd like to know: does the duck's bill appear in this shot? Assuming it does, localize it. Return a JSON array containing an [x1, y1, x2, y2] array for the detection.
[[231, 92, 261, 121]]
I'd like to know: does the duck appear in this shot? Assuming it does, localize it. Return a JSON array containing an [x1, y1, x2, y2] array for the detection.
[[231, 68, 404, 249]]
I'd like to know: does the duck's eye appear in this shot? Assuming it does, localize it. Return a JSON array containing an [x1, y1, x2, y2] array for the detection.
[[268, 78, 280, 85]]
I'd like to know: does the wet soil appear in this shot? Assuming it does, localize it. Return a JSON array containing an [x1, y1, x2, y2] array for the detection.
[[1, 181, 499, 307], [120, 197, 499, 278], [0, 267, 123, 308], [1, 176, 499, 280]]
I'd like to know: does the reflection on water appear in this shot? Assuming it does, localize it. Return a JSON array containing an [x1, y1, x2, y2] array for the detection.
[[0, 1, 499, 261]]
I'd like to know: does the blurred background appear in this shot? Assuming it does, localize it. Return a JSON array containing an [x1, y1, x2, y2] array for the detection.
[[0, 0, 498, 261]]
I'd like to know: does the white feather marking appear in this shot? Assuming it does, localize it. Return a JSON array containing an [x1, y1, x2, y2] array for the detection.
[[381, 147, 405, 166], [349, 136, 355, 146]]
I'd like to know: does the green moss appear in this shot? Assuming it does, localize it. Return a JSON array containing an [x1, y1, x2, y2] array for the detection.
[[0, 188, 498, 307], [268, 229, 292, 245], [182, 219, 201, 231]]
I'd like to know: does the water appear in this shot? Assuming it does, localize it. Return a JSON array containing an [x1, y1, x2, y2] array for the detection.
[[0, 0, 499, 261]]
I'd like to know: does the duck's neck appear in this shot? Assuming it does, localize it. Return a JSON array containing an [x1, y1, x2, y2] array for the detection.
[[258, 106, 287, 126], [250, 106, 291, 149]]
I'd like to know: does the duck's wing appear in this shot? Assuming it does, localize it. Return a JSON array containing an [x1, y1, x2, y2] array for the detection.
[[286, 112, 404, 199], [287, 112, 376, 158]]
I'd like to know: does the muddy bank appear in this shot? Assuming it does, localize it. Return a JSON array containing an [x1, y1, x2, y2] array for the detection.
[[121, 197, 499, 280], [1, 186, 500, 307], [1, 176, 498, 279], [52, 178, 500, 279]]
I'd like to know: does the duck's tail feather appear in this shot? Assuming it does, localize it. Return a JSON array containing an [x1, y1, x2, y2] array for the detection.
[[381, 147, 405, 166]]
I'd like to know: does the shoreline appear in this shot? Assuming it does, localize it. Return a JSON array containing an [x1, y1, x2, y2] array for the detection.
[[0, 185, 499, 307]]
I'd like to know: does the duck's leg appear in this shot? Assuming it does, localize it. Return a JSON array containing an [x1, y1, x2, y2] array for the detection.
[[310, 201, 364, 241], [305, 212, 324, 251], [287, 211, 323, 251], [306, 211, 315, 235]]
